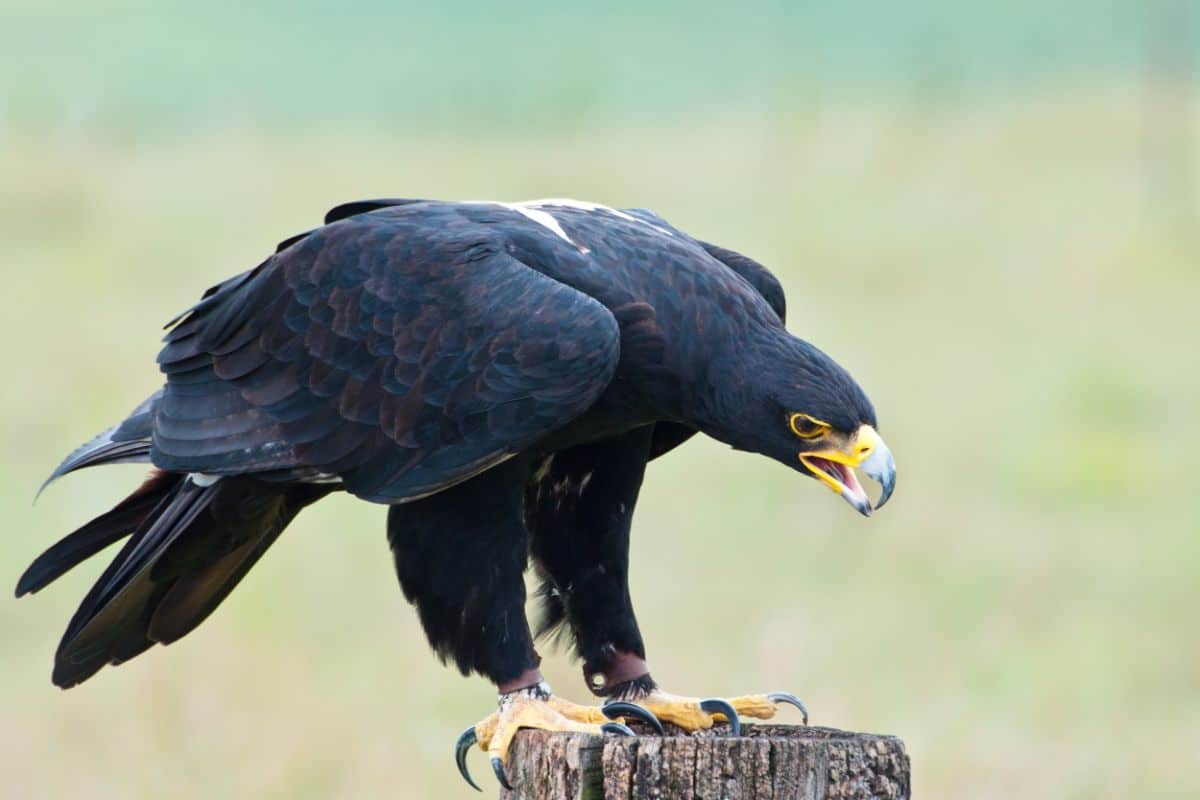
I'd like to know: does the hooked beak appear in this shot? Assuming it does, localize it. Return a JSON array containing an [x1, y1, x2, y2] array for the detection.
[[798, 425, 896, 517]]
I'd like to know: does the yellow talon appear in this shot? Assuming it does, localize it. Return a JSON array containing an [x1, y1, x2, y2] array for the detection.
[[638, 692, 715, 730], [456, 685, 804, 789], [723, 694, 784, 720], [548, 695, 612, 724], [456, 687, 644, 791], [486, 693, 605, 766], [634, 689, 807, 731]]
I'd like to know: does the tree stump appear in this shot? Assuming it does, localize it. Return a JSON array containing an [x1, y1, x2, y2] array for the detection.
[[500, 724, 910, 799]]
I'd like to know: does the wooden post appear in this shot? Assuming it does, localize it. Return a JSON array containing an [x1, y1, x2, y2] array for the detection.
[[501, 724, 910, 799]]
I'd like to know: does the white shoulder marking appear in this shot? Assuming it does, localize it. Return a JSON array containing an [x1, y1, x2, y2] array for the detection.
[[466, 198, 674, 251], [521, 198, 639, 223], [522, 198, 675, 237], [189, 473, 222, 487], [497, 202, 576, 246]]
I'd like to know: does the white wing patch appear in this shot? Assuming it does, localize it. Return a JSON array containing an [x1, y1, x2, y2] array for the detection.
[[498, 202, 577, 247], [474, 198, 675, 253], [524, 198, 639, 223], [522, 198, 675, 238]]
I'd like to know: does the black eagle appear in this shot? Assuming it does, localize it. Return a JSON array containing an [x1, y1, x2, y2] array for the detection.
[[17, 198, 896, 790]]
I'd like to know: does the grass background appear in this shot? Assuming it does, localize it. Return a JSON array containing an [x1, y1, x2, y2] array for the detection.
[[2, 2, 1198, 797]]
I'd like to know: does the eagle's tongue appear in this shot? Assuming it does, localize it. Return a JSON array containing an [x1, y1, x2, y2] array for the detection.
[[836, 462, 862, 493], [835, 462, 872, 516]]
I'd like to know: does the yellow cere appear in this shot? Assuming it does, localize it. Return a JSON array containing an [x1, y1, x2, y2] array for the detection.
[[797, 424, 882, 493]]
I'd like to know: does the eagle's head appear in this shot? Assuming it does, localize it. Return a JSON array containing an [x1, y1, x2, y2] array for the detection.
[[785, 411, 895, 516], [699, 329, 896, 516]]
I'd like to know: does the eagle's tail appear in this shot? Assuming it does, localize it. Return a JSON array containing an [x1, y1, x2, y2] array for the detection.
[[35, 390, 161, 498], [16, 470, 180, 598], [19, 464, 330, 688], [19, 393, 164, 599]]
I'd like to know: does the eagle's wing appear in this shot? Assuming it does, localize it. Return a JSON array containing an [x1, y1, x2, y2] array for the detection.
[[696, 241, 786, 324], [152, 209, 620, 502]]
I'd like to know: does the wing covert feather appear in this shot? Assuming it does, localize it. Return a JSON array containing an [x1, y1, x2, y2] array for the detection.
[[153, 214, 620, 502]]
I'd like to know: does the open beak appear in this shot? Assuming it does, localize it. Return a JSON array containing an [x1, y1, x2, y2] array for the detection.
[[798, 425, 896, 517]]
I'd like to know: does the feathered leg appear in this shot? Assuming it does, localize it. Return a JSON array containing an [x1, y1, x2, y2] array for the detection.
[[526, 428, 653, 691], [387, 458, 647, 791], [527, 427, 808, 735], [387, 458, 541, 685]]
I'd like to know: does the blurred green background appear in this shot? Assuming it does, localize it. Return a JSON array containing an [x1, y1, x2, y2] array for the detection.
[[2, 2, 1198, 797]]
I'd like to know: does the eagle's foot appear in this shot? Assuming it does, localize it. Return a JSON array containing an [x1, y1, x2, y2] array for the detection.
[[621, 688, 808, 734], [454, 682, 661, 791]]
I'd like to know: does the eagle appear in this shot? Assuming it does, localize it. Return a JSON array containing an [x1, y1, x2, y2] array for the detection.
[[17, 198, 896, 790]]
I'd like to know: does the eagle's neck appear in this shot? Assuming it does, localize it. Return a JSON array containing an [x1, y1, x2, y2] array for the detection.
[[681, 325, 861, 453], [675, 325, 791, 438]]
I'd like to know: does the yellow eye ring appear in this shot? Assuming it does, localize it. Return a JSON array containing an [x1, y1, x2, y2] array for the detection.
[[789, 413, 830, 439]]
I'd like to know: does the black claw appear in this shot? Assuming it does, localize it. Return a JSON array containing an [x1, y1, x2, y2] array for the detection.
[[602, 701, 666, 735], [454, 727, 482, 792], [491, 757, 513, 791], [767, 692, 809, 725], [600, 721, 637, 736], [699, 698, 741, 736]]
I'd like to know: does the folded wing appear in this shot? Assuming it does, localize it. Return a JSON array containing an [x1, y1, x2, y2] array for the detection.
[[153, 210, 621, 502]]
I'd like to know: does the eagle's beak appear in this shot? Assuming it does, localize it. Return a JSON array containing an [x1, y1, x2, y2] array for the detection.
[[798, 425, 896, 517]]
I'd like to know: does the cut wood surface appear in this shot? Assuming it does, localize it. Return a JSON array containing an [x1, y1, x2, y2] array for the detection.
[[500, 724, 910, 799]]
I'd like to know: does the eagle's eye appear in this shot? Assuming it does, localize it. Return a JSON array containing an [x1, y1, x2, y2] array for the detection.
[[788, 413, 830, 439]]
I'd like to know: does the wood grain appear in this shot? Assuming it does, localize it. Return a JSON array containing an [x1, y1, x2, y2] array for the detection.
[[499, 724, 910, 799]]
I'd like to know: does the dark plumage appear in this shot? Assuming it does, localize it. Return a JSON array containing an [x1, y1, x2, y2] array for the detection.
[[18, 198, 895, 786]]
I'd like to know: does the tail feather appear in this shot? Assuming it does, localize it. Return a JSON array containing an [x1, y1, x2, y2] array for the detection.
[[16, 471, 179, 598], [147, 512, 290, 643], [37, 390, 161, 497], [145, 476, 310, 643], [58, 479, 216, 653], [24, 390, 334, 688], [43, 476, 330, 688]]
